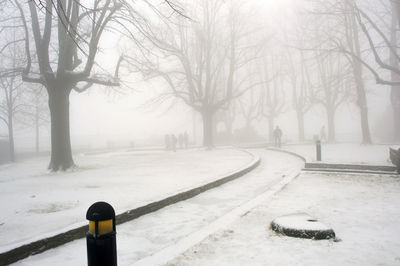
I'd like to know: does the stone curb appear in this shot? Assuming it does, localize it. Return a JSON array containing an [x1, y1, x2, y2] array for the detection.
[[0, 151, 260, 265]]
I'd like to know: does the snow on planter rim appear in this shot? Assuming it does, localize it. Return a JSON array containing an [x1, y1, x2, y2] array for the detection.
[[271, 213, 335, 240]]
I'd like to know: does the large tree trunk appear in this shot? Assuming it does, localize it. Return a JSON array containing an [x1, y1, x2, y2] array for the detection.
[[296, 110, 305, 142], [326, 107, 335, 143], [346, 0, 372, 144], [391, 88, 400, 141], [354, 60, 372, 144], [390, 3, 400, 142], [201, 110, 214, 148], [351, 2, 372, 144], [8, 113, 15, 162], [35, 104, 40, 153], [224, 118, 233, 144], [48, 88, 74, 171], [357, 95, 372, 144], [212, 116, 218, 145]]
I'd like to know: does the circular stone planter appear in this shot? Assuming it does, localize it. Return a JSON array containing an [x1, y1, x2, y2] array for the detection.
[[271, 213, 335, 240]]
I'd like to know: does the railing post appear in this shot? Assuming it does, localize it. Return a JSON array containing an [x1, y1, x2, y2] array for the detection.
[[316, 140, 321, 161]]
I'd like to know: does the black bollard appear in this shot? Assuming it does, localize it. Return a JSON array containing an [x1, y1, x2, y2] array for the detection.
[[86, 202, 117, 266], [316, 140, 321, 161]]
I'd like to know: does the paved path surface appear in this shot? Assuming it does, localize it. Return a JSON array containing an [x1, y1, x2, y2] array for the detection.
[[12, 149, 304, 266], [0, 148, 251, 253]]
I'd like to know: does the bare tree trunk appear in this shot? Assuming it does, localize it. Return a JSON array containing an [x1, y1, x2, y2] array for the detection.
[[212, 116, 217, 144], [225, 118, 233, 143], [327, 107, 336, 142], [8, 113, 15, 162], [268, 117, 274, 143], [192, 111, 197, 146], [357, 91, 372, 144], [48, 88, 74, 170], [352, 43, 372, 144], [35, 104, 40, 153], [391, 88, 400, 141], [201, 110, 214, 147], [347, 0, 372, 144], [391, 2, 400, 142], [351, 49, 372, 143], [296, 110, 305, 142]]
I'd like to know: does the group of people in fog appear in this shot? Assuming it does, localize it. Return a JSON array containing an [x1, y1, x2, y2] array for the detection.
[[163, 125, 326, 151], [165, 132, 189, 151]]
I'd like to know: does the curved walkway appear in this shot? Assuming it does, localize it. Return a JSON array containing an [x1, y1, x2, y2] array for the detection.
[[13, 149, 304, 266], [0, 148, 257, 264]]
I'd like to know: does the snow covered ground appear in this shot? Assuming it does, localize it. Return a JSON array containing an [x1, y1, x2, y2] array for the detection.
[[9, 149, 304, 265], [168, 171, 400, 266], [3, 145, 400, 266], [282, 143, 399, 165], [0, 148, 254, 253]]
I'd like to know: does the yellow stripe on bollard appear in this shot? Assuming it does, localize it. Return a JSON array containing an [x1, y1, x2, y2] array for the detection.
[[89, 219, 113, 235]]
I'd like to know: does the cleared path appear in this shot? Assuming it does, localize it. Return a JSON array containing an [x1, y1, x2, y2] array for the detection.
[[12, 149, 304, 266]]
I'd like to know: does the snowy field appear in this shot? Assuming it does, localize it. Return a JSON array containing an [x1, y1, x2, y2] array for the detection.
[[9, 149, 304, 265], [282, 143, 399, 165], [0, 148, 254, 253], [168, 171, 400, 266], [2, 145, 400, 266]]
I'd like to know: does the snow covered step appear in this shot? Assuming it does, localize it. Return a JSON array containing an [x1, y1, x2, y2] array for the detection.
[[303, 163, 398, 175], [303, 168, 398, 175]]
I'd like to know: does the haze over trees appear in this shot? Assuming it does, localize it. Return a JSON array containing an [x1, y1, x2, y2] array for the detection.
[[0, 0, 399, 169], [0, 13, 27, 162], [124, 0, 262, 147]]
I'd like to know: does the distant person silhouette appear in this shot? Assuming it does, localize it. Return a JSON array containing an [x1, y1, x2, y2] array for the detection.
[[273, 126, 282, 148]]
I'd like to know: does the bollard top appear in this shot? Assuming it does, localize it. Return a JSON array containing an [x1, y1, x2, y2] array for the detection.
[[86, 201, 115, 221]]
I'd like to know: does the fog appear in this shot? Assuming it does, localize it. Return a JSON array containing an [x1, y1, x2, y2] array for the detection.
[[0, 0, 398, 158], [1, 1, 400, 263]]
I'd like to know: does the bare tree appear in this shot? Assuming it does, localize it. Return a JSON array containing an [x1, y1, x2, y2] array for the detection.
[[217, 102, 237, 143], [305, 0, 373, 143], [285, 48, 313, 142], [342, 0, 372, 143], [389, 0, 400, 141], [11, 0, 123, 170], [0, 13, 26, 162], [258, 54, 285, 142], [0, 74, 24, 162], [125, 0, 260, 147], [312, 51, 351, 142], [238, 88, 260, 133], [24, 84, 49, 153], [325, 0, 400, 141]]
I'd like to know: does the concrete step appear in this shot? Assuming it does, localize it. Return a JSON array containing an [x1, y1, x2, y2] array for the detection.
[[304, 162, 398, 175]]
